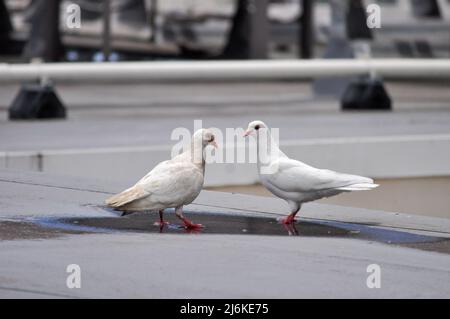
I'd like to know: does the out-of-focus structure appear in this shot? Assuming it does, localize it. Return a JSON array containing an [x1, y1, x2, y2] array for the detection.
[[1, 0, 449, 62], [0, 0, 449, 118]]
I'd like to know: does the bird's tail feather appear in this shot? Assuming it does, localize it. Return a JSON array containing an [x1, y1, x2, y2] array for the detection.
[[105, 186, 147, 208], [337, 183, 379, 191]]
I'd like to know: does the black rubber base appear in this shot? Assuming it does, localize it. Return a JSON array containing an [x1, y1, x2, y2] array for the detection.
[[341, 78, 392, 111], [9, 84, 66, 120]]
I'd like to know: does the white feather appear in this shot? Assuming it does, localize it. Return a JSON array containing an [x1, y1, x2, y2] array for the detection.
[[336, 183, 379, 191]]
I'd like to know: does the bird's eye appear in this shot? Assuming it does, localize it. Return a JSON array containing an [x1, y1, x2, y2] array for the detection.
[[209, 135, 215, 142], [255, 125, 260, 130]]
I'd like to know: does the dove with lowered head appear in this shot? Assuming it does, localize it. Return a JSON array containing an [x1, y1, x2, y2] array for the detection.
[[106, 128, 217, 229]]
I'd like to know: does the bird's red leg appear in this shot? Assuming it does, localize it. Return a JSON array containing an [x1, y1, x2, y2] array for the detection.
[[279, 212, 297, 225], [175, 206, 203, 229], [153, 210, 169, 226]]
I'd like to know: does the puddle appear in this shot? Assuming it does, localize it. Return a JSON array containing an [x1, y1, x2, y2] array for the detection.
[[43, 211, 448, 239], [40, 213, 353, 237], [2, 211, 449, 254], [0, 220, 87, 241]]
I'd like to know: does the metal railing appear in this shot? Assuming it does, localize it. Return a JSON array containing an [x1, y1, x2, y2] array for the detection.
[[1, 59, 450, 83]]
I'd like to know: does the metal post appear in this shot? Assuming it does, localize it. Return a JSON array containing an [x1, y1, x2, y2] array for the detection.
[[0, 0, 12, 36], [299, 0, 314, 59], [0, 0, 13, 54], [22, 0, 63, 62], [248, 0, 268, 59], [346, 0, 372, 41], [102, 0, 111, 61], [221, 0, 268, 59], [411, 0, 441, 18], [312, 0, 353, 96], [149, 0, 157, 43]]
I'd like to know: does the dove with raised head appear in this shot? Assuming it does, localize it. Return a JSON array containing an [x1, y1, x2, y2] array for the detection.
[[243, 120, 378, 224]]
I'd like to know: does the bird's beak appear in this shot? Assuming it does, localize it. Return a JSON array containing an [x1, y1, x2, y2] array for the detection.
[[243, 129, 252, 137], [210, 141, 218, 148]]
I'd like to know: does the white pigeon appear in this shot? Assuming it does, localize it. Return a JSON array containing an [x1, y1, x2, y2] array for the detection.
[[105, 128, 217, 229], [243, 120, 378, 224]]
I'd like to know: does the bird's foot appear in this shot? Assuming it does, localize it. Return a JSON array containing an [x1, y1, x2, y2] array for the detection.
[[182, 218, 204, 230], [283, 223, 299, 236], [278, 214, 297, 225]]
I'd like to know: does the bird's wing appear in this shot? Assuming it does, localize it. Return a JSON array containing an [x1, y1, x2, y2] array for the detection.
[[106, 157, 203, 209], [135, 160, 204, 207], [105, 184, 149, 208], [136, 158, 175, 181], [265, 157, 373, 193], [105, 160, 171, 208]]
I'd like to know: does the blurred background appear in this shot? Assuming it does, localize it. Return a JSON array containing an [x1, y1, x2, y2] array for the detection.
[[1, 0, 450, 219], [1, 0, 450, 61]]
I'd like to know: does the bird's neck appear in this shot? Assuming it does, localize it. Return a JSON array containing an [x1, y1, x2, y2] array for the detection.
[[256, 128, 285, 167], [184, 140, 206, 170]]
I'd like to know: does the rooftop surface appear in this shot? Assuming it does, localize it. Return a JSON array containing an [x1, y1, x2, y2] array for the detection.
[[0, 169, 449, 298], [1, 80, 450, 151]]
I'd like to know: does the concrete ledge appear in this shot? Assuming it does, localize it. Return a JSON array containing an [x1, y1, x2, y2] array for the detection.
[[2, 134, 450, 187]]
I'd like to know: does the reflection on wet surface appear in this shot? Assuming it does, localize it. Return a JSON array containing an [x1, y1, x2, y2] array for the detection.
[[44, 211, 447, 241], [2, 210, 449, 254], [44, 213, 354, 237]]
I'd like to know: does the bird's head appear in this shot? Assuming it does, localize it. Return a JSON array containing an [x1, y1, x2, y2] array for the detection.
[[243, 120, 268, 137], [193, 128, 218, 148]]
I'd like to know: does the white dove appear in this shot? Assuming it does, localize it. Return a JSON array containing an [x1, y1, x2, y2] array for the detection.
[[105, 128, 217, 229], [243, 120, 378, 224]]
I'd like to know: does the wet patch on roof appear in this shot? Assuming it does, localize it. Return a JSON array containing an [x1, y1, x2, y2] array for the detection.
[[2, 210, 449, 254], [0, 220, 88, 241]]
